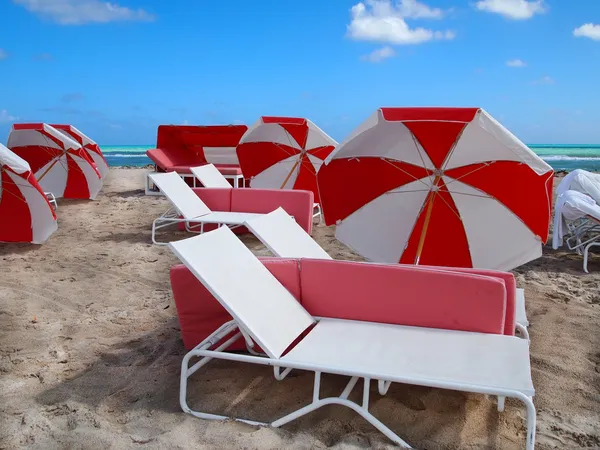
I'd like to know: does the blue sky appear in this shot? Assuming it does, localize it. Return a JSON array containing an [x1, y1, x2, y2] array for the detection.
[[0, 0, 599, 145]]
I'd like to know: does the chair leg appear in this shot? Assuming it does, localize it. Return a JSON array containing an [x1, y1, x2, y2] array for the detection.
[[152, 215, 186, 245], [497, 396, 505, 412], [515, 324, 530, 341], [582, 242, 600, 273], [523, 395, 537, 450], [313, 204, 323, 225], [271, 374, 413, 448], [151, 219, 168, 246]]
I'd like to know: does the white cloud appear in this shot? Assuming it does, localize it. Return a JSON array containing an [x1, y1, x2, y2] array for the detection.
[[0, 109, 19, 123], [574, 23, 600, 41], [347, 0, 455, 45], [394, 0, 445, 19], [507, 59, 526, 67], [12, 0, 155, 25], [475, 0, 545, 20], [361, 46, 396, 62], [0, 49, 8, 60], [531, 75, 555, 85]]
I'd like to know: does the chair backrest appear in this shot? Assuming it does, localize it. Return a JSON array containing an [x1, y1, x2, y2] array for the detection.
[[169, 226, 316, 358], [190, 164, 232, 188], [245, 207, 332, 259], [149, 172, 212, 219]]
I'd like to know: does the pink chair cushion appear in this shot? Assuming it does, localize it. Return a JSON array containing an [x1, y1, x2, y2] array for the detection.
[[193, 188, 232, 212], [170, 258, 301, 350], [299, 259, 508, 335], [168, 165, 195, 174], [146, 148, 179, 170], [178, 188, 313, 235], [146, 151, 244, 176], [177, 188, 232, 231], [419, 265, 517, 335], [231, 188, 314, 234]]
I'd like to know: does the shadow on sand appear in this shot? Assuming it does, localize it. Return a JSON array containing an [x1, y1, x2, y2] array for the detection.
[[33, 319, 516, 448]]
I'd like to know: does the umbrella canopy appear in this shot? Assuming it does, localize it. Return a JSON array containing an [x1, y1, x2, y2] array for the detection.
[[52, 124, 109, 178], [0, 143, 57, 244], [236, 117, 337, 203], [7, 123, 102, 200], [318, 107, 554, 271]]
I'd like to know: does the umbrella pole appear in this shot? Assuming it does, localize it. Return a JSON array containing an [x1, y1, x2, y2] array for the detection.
[[414, 193, 436, 266], [279, 157, 301, 189]]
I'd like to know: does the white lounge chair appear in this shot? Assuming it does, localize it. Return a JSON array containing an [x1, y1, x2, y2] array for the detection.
[[553, 190, 600, 273], [245, 208, 530, 331], [192, 164, 323, 222], [148, 171, 263, 245], [169, 226, 536, 449], [190, 164, 233, 189]]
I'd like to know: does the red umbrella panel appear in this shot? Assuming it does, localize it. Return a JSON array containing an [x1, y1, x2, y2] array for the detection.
[[52, 124, 110, 179], [236, 117, 337, 203], [317, 107, 554, 271], [0, 143, 57, 244], [7, 123, 102, 200]]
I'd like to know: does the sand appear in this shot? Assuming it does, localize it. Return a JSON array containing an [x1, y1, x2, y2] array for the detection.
[[0, 168, 599, 450]]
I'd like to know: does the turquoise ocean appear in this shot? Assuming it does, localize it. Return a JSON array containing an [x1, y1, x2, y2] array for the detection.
[[101, 144, 600, 172]]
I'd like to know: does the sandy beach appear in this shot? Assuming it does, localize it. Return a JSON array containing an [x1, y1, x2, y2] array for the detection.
[[1, 167, 599, 450]]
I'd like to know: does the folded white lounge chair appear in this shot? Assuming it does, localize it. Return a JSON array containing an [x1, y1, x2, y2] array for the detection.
[[148, 171, 263, 245], [169, 226, 536, 449], [191, 164, 233, 189], [245, 208, 530, 331], [553, 190, 600, 273]]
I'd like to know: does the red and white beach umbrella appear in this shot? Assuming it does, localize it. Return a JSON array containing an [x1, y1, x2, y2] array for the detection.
[[0, 143, 58, 244], [7, 123, 102, 200], [52, 124, 109, 178], [318, 107, 554, 271], [236, 117, 337, 203]]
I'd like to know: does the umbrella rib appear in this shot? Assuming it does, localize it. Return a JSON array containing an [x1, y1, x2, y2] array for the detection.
[[434, 190, 465, 221], [440, 123, 469, 172], [37, 133, 73, 181], [273, 128, 303, 189], [410, 133, 433, 177], [380, 158, 431, 189], [273, 142, 298, 158], [386, 189, 432, 195], [445, 190, 492, 200], [0, 178, 36, 204], [445, 188, 539, 238], [442, 162, 493, 187]]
